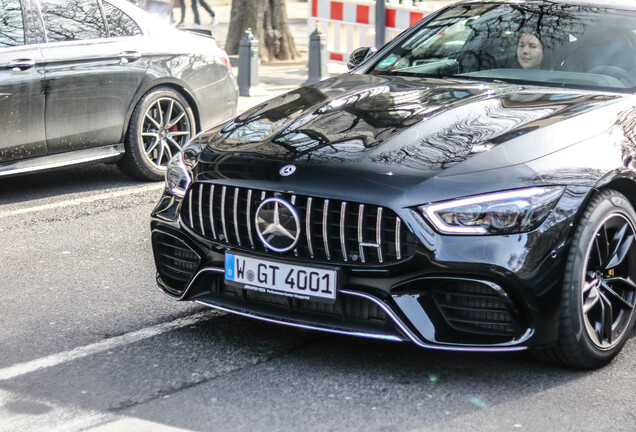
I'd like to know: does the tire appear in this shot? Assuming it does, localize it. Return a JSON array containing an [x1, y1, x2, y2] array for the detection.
[[118, 87, 195, 181], [531, 190, 636, 369]]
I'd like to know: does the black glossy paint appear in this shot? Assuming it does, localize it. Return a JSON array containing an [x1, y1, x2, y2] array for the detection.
[[193, 74, 633, 203]]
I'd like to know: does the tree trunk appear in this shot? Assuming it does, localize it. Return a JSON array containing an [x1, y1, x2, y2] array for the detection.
[[225, 0, 300, 62]]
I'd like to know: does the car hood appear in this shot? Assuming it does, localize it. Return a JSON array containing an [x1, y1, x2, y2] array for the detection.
[[195, 74, 625, 196]]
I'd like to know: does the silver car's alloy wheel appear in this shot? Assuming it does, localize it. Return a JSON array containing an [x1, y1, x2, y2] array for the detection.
[[119, 87, 195, 181], [581, 213, 636, 349], [141, 97, 192, 170]]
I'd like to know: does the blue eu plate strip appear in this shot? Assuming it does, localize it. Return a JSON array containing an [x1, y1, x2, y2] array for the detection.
[[225, 253, 235, 280]]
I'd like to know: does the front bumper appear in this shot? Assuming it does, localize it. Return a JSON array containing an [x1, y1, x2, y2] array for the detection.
[[150, 186, 590, 352]]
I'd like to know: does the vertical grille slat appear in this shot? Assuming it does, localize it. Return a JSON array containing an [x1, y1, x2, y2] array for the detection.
[[376, 207, 383, 264], [358, 204, 365, 263], [323, 199, 331, 260], [395, 218, 402, 260], [198, 184, 205, 236], [306, 197, 314, 258], [340, 201, 347, 262], [233, 187, 241, 246], [209, 184, 217, 240], [188, 189, 195, 230], [247, 189, 254, 248], [221, 186, 228, 243], [183, 183, 415, 265]]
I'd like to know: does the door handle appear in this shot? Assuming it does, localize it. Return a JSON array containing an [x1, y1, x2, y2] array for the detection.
[[7, 59, 36, 71], [118, 51, 142, 64]]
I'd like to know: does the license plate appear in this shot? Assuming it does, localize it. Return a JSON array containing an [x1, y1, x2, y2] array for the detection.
[[224, 253, 338, 303]]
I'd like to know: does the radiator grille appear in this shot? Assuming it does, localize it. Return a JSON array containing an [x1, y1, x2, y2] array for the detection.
[[181, 183, 416, 265]]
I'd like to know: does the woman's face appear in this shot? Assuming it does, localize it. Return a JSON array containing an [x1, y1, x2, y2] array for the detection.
[[517, 33, 544, 69]]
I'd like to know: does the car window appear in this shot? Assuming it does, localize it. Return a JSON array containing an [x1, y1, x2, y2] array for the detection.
[[103, 1, 142, 37], [40, 0, 107, 42], [0, 0, 25, 47], [369, 3, 636, 91]]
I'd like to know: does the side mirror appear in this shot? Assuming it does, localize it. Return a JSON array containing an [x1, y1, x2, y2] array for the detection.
[[347, 47, 377, 70]]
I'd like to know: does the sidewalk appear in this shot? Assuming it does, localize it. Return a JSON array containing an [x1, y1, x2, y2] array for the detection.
[[174, 0, 309, 52], [173, 0, 348, 113], [234, 63, 310, 113]]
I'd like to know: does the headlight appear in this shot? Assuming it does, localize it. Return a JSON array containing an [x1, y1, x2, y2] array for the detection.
[[164, 142, 203, 198], [419, 186, 564, 235], [165, 153, 191, 198]]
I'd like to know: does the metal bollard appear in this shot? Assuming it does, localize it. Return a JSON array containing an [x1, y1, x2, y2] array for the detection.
[[304, 27, 328, 85], [238, 29, 267, 97]]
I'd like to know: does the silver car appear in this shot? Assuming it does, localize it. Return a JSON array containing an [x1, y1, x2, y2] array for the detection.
[[0, 0, 238, 180]]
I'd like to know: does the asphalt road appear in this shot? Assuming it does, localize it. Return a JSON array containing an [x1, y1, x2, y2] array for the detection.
[[0, 164, 635, 432]]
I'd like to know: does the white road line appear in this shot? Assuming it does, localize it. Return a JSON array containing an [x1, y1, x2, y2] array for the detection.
[[0, 183, 164, 219], [0, 386, 189, 432], [0, 311, 217, 382], [0, 389, 114, 432]]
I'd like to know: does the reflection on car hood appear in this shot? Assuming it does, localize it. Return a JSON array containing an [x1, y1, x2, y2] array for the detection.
[[197, 73, 622, 179]]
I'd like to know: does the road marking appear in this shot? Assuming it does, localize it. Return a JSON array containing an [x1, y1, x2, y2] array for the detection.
[[0, 388, 113, 432], [0, 386, 192, 432], [0, 183, 164, 219], [0, 311, 217, 382], [82, 418, 194, 432]]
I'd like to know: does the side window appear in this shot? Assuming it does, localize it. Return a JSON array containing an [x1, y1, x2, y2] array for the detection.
[[0, 0, 25, 47], [103, 1, 142, 37], [40, 0, 106, 42]]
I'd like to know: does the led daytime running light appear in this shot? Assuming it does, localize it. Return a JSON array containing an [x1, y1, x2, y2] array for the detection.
[[422, 187, 563, 235]]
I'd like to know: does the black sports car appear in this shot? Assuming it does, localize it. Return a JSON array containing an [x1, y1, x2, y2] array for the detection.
[[0, 0, 237, 180], [151, 0, 636, 368]]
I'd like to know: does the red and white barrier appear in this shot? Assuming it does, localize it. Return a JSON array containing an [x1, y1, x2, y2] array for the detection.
[[308, 0, 454, 63]]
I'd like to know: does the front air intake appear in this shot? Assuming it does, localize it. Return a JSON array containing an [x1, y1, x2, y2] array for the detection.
[[431, 280, 518, 337], [152, 231, 201, 296]]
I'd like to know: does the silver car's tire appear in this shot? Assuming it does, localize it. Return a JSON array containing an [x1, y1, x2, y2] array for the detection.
[[119, 87, 195, 181], [531, 190, 636, 368]]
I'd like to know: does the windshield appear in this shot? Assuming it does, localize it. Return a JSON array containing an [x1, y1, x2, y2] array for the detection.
[[368, 3, 636, 90]]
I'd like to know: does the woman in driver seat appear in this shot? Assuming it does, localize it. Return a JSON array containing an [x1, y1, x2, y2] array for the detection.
[[517, 32, 545, 69]]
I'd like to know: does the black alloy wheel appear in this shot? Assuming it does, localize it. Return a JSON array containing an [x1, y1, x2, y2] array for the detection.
[[119, 87, 195, 181], [582, 213, 636, 349], [532, 189, 636, 368]]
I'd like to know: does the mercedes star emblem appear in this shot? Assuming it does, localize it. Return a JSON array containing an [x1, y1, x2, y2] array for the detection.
[[279, 164, 296, 177], [255, 198, 301, 252]]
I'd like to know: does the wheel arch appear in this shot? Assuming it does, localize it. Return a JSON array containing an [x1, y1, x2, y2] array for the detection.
[[570, 173, 636, 230], [602, 177, 636, 212], [560, 176, 636, 272]]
